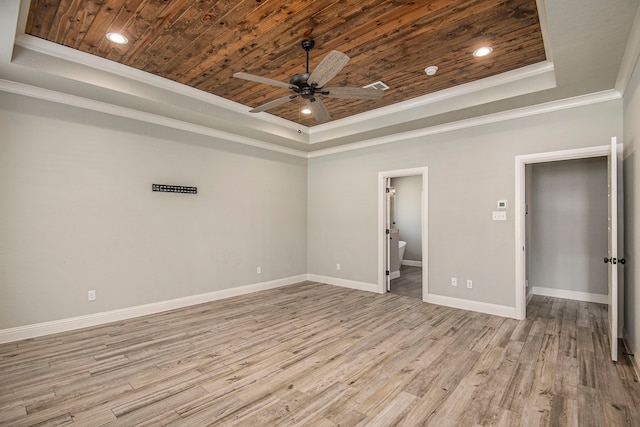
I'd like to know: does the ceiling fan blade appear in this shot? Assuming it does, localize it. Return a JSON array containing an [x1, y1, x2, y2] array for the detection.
[[307, 98, 331, 123], [249, 95, 297, 113], [233, 72, 292, 89], [308, 51, 350, 88], [323, 87, 384, 100]]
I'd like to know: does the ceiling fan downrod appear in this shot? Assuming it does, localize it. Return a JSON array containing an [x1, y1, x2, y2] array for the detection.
[[301, 39, 314, 74]]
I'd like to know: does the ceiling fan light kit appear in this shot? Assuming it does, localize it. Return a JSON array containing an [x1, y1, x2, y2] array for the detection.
[[233, 39, 384, 123]]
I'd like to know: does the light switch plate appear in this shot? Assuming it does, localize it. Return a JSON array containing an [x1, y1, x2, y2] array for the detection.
[[492, 211, 507, 221]]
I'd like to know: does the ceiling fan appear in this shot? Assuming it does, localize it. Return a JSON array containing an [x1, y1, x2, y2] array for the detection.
[[233, 40, 384, 123]]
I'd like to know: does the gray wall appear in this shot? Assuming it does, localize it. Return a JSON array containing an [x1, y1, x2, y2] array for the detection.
[[0, 92, 308, 329], [527, 158, 608, 295], [623, 49, 640, 355], [391, 176, 422, 262], [0, 84, 629, 330], [308, 100, 622, 307]]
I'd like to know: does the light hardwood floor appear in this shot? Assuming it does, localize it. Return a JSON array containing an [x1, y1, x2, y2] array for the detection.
[[1, 281, 639, 426], [390, 265, 422, 300]]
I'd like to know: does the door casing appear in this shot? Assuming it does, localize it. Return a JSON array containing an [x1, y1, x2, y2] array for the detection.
[[377, 167, 428, 298], [514, 144, 616, 319]]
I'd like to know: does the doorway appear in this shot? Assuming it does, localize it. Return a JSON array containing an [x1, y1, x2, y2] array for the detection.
[[526, 157, 609, 303], [515, 139, 623, 361], [377, 167, 428, 300]]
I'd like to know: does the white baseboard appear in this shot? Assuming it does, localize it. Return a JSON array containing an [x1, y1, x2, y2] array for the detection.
[[402, 260, 422, 267], [0, 274, 307, 344], [390, 270, 400, 279], [425, 294, 516, 318], [526, 291, 534, 305], [532, 286, 608, 304], [306, 274, 380, 293]]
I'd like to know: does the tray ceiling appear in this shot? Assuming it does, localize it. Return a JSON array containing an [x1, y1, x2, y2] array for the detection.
[[24, 0, 546, 126]]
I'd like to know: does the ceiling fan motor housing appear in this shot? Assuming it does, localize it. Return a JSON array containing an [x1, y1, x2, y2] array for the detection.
[[290, 72, 311, 88], [290, 72, 319, 100]]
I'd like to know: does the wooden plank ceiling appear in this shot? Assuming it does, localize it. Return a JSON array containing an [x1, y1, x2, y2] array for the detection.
[[25, 0, 546, 126]]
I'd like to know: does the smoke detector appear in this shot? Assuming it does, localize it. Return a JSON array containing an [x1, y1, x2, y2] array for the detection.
[[424, 66, 438, 76]]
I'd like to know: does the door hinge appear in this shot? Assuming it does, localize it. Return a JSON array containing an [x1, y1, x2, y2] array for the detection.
[[386, 270, 390, 276], [386, 187, 390, 193], [386, 229, 390, 235]]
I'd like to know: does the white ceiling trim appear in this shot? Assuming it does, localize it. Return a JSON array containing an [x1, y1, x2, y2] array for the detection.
[[307, 61, 556, 144], [13, 33, 557, 143], [310, 62, 555, 133], [13, 34, 309, 134], [0, 79, 308, 158], [0, 78, 620, 161], [535, 0, 554, 63], [307, 89, 621, 158]]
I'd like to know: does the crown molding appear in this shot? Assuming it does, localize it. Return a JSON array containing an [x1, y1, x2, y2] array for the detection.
[[1, 76, 620, 160], [0, 79, 308, 158], [307, 61, 556, 143], [13, 34, 310, 136], [307, 89, 621, 158]]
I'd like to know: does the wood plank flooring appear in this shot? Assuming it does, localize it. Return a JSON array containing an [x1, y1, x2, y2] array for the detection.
[[390, 265, 422, 300], [1, 281, 639, 426]]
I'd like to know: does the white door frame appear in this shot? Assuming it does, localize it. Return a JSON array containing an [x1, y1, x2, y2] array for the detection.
[[514, 145, 610, 319], [377, 167, 428, 298]]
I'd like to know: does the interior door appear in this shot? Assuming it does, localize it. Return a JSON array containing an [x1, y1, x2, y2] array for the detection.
[[385, 178, 392, 292], [607, 136, 620, 361]]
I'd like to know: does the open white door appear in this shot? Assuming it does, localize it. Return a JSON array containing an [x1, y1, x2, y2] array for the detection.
[[385, 178, 392, 292], [607, 136, 619, 362]]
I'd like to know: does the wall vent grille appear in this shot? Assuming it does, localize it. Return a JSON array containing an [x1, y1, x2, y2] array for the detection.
[[363, 81, 390, 91]]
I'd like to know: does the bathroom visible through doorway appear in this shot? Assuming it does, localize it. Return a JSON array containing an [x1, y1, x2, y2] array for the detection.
[[377, 167, 428, 300]]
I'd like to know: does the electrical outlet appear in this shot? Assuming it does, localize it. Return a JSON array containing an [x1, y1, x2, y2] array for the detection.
[[88, 290, 96, 301], [336, 263, 341, 271], [256, 266, 261, 274], [467, 280, 473, 289], [451, 277, 457, 286]]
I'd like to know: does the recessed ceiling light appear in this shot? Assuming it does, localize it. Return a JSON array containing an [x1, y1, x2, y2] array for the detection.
[[106, 32, 128, 44], [473, 46, 493, 57], [301, 108, 311, 115], [424, 65, 438, 76]]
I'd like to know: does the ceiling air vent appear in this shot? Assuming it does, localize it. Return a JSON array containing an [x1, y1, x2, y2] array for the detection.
[[363, 81, 390, 91]]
